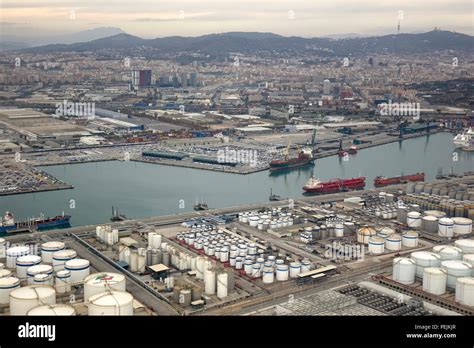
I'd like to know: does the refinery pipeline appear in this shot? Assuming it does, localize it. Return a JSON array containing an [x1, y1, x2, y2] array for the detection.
[[0, 175, 473, 317]]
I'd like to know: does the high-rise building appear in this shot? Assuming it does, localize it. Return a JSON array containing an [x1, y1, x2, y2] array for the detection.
[[180, 73, 188, 88], [323, 79, 331, 95], [190, 72, 198, 87], [132, 69, 152, 87]]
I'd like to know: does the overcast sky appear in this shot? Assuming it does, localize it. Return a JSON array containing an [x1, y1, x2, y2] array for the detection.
[[1, 0, 473, 39]]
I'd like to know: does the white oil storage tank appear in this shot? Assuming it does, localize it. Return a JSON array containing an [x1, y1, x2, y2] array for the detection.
[[441, 260, 472, 288], [385, 234, 402, 251], [27, 304, 76, 316], [52, 250, 77, 272], [26, 265, 53, 285], [204, 269, 216, 295], [15, 255, 41, 281], [438, 218, 454, 238], [9, 285, 56, 315], [0, 269, 11, 278], [83, 273, 126, 301], [455, 277, 474, 307], [0, 276, 20, 304], [368, 237, 385, 254], [217, 273, 228, 299], [401, 231, 419, 248], [65, 259, 90, 285], [455, 239, 474, 254], [88, 290, 133, 316], [407, 211, 422, 228], [6, 246, 30, 269], [421, 215, 438, 233], [452, 218, 473, 236], [433, 246, 463, 261], [41, 242, 66, 263], [422, 267, 447, 295], [55, 270, 71, 294], [357, 226, 376, 244], [289, 262, 301, 278], [392, 258, 416, 284], [411, 251, 442, 278], [276, 264, 289, 281]]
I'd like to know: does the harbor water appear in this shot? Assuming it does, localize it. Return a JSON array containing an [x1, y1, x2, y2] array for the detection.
[[0, 132, 472, 227]]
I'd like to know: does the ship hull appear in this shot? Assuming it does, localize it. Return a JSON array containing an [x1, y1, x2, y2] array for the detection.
[[303, 177, 366, 193], [269, 159, 314, 172], [0, 215, 71, 234], [374, 173, 425, 187]]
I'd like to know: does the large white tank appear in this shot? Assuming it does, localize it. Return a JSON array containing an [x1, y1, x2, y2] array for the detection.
[[401, 231, 419, 248], [335, 224, 344, 237], [65, 259, 90, 285], [9, 285, 56, 315], [83, 272, 126, 301], [411, 251, 442, 278], [26, 265, 53, 285], [407, 211, 422, 228], [301, 259, 311, 273], [262, 268, 274, 284], [455, 239, 474, 254], [289, 262, 301, 278], [0, 276, 20, 304], [34, 273, 53, 286], [462, 254, 474, 270], [385, 234, 402, 251], [376, 227, 394, 239], [204, 269, 216, 295], [52, 249, 77, 271], [6, 246, 30, 269], [147, 232, 156, 247], [368, 237, 385, 254], [392, 258, 416, 284], [152, 233, 162, 249], [41, 242, 66, 264], [455, 277, 474, 307], [217, 273, 228, 299], [195, 257, 205, 280], [357, 226, 376, 244], [452, 217, 473, 236], [130, 250, 138, 272], [27, 304, 76, 316], [433, 246, 463, 261], [438, 218, 454, 237], [0, 269, 12, 278], [16, 255, 41, 281], [88, 290, 133, 316], [276, 264, 289, 281], [422, 267, 447, 295], [421, 215, 438, 233], [55, 270, 71, 294], [441, 260, 472, 288]]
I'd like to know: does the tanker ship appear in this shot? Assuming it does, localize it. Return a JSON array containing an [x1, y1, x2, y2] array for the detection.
[[269, 130, 316, 172], [374, 172, 425, 187], [0, 211, 71, 234], [303, 176, 366, 193]]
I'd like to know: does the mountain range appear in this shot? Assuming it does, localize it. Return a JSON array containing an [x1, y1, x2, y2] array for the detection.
[[17, 30, 474, 56]]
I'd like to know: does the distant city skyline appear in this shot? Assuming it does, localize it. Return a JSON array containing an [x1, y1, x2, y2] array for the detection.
[[1, 0, 473, 42]]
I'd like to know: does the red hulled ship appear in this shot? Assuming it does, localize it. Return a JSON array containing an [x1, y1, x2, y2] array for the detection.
[[303, 176, 366, 193], [374, 172, 425, 187]]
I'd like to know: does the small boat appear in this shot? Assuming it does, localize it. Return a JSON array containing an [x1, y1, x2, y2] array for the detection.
[[194, 203, 209, 211], [269, 188, 283, 201]]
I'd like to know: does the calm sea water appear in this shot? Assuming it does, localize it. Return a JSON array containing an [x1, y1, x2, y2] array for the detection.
[[0, 132, 472, 227]]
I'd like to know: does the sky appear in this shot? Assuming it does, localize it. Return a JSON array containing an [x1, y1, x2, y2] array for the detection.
[[1, 0, 473, 40]]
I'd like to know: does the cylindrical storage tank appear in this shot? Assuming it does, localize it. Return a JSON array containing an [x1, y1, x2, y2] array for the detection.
[[376, 227, 394, 239], [438, 218, 454, 238], [162, 251, 170, 266], [276, 264, 289, 281], [0, 238, 5, 258], [334, 224, 344, 237], [433, 246, 463, 261], [343, 222, 356, 235], [195, 257, 205, 280], [130, 250, 138, 271], [152, 233, 162, 249], [41, 242, 66, 264], [16, 255, 41, 281], [407, 212, 421, 228], [357, 226, 376, 244], [27, 265, 53, 285], [423, 267, 447, 295], [244, 260, 253, 275], [452, 218, 473, 236], [65, 259, 90, 285], [462, 254, 474, 270], [441, 260, 472, 288], [411, 251, 442, 278], [392, 258, 416, 284], [0, 269, 12, 278], [6, 246, 30, 269], [301, 259, 311, 273], [421, 216, 438, 233], [178, 289, 191, 307], [147, 232, 156, 247], [424, 210, 446, 219], [27, 304, 76, 316], [455, 277, 474, 307], [385, 234, 402, 251], [88, 291, 133, 316], [55, 270, 71, 294], [262, 268, 274, 284], [401, 231, 419, 248], [235, 257, 243, 270], [33, 273, 52, 286], [52, 250, 77, 272], [368, 237, 385, 254], [217, 273, 228, 299], [204, 269, 216, 295], [289, 262, 301, 278], [0, 276, 20, 304], [455, 239, 474, 254], [397, 207, 408, 223], [9, 286, 56, 315], [251, 264, 261, 278], [84, 272, 126, 302]]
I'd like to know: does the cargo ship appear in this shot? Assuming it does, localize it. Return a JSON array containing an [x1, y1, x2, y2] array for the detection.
[[269, 130, 316, 172], [374, 172, 425, 187], [0, 211, 71, 234], [303, 176, 366, 193]]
